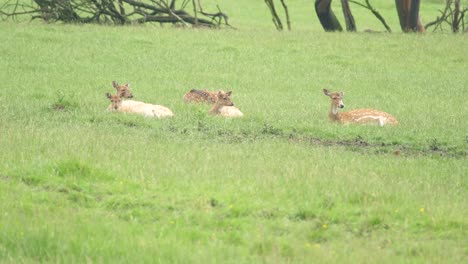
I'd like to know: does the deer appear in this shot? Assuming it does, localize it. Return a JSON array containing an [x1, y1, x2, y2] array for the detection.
[[209, 91, 243, 118], [183, 89, 227, 104], [112, 81, 133, 98], [322, 89, 398, 126], [106, 93, 174, 118]]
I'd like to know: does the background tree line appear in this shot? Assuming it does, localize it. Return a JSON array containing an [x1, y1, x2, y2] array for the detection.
[[268, 0, 466, 33], [1, 0, 466, 33]]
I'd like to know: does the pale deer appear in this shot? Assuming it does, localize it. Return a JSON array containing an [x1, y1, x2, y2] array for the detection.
[[106, 93, 174, 118], [112, 81, 133, 98], [209, 91, 243, 118], [183, 89, 224, 104], [323, 89, 398, 126]]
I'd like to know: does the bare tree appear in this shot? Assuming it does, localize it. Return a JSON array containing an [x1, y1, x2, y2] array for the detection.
[[341, 0, 356, 31], [425, 0, 467, 33], [316, 0, 391, 32], [395, 0, 425, 32], [315, 0, 343, 31], [0, 0, 233, 28], [452, 0, 460, 32], [264, 0, 291, 31]]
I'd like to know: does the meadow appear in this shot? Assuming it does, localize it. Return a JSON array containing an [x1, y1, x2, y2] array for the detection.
[[0, 0, 467, 263]]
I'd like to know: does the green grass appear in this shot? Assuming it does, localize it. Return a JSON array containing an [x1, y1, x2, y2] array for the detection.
[[0, 0, 467, 263]]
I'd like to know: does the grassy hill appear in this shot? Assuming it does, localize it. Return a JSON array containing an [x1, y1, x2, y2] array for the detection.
[[0, 0, 467, 263]]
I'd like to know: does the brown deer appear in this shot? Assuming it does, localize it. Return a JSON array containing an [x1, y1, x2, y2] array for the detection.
[[112, 81, 133, 98], [106, 93, 174, 118], [209, 91, 243, 118], [183, 89, 225, 104], [323, 89, 398, 126]]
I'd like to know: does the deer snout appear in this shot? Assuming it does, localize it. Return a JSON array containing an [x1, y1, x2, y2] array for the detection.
[[339, 104, 345, 109]]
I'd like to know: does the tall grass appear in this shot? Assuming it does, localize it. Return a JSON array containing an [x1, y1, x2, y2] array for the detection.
[[0, 0, 467, 262]]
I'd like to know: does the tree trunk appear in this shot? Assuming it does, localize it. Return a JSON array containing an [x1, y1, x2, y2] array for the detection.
[[395, 0, 425, 32], [341, 0, 356, 31], [315, 0, 343, 32], [265, 0, 284, 30], [453, 0, 460, 33]]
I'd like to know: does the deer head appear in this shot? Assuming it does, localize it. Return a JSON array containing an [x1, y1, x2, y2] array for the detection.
[[112, 81, 133, 98], [323, 89, 345, 113], [216, 90, 234, 106], [106, 92, 122, 111]]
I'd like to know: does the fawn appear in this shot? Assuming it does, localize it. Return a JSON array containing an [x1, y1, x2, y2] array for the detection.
[[323, 89, 398, 126], [112, 81, 133, 98], [106, 93, 174, 118], [183, 89, 226, 104], [209, 91, 243, 118]]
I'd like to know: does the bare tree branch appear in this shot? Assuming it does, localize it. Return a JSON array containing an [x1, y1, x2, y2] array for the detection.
[[265, 0, 283, 30], [349, 0, 391, 32], [279, 0, 291, 30], [0, 0, 232, 28], [425, 0, 467, 33], [197, 0, 233, 28]]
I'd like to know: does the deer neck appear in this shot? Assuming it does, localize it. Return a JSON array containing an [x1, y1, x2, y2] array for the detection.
[[328, 103, 345, 122], [329, 103, 342, 122], [209, 102, 224, 115]]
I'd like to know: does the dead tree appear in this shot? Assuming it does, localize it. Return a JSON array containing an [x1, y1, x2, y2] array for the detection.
[[425, 0, 467, 33], [315, 0, 343, 31], [264, 0, 291, 31], [395, 0, 425, 32], [452, 0, 460, 32], [280, 0, 291, 30], [0, 0, 233, 28], [341, 0, 356, 31]]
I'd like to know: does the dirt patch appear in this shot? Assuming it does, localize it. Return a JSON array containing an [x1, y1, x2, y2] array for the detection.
[[51, 103, 67, 111], [156, 122, 466, 158], [289, 135, 467, 158]]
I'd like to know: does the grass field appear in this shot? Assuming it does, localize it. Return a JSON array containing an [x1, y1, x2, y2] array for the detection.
[[0, 0, 467, 263]]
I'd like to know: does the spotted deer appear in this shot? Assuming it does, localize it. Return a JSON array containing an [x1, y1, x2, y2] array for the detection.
[[323, 89, 398, 126], [209, 91, 243, 118], [112, 81, 133, 98], [183, 89, 224, 104], [106, 93, 174, 118]]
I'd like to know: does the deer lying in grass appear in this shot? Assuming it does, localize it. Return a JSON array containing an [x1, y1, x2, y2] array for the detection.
[[323, 89, 398, 126], [112, 81, 133, 98], [183, 89, 225, 104], [209, 91, 243, 118], [106, 93, 174, 118]]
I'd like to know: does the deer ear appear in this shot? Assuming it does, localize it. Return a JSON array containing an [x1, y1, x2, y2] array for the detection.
[[106, 93, 112, 99], [340, 91, 344, 96], [125, 84, 130, 88], [323, 89, 330, 96], [217, 91, 223, 98], [226, 91, 232, 96], [112, 81, 118, 88]]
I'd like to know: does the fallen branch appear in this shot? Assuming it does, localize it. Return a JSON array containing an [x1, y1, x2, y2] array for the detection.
[[0, 0, 232, 28]]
